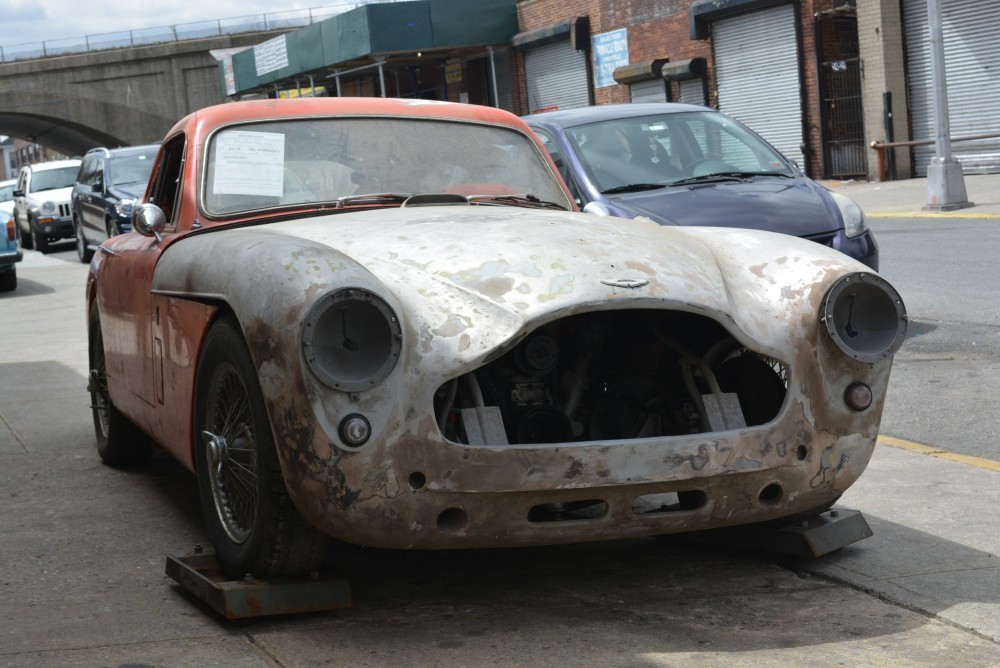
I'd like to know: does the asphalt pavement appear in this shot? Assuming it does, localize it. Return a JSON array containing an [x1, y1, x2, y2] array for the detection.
[[1, 174, 999, 666]]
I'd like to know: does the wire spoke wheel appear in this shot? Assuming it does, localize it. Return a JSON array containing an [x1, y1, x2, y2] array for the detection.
[[88, 303, 151, 466], [90, 345, 111, 440], [204, 363, 260, 545]]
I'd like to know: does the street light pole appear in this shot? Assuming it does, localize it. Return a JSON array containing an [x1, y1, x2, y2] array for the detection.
[[924, 0, 972, 211]]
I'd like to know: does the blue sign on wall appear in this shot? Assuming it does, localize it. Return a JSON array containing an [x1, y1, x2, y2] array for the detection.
[[592, 28, 629, 88]]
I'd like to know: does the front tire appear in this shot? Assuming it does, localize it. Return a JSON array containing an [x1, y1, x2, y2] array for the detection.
[[88, 303, 152, 466], [195, 316, 328, 579], [31, 224, 49, 254], [75, 218, 94, 263]]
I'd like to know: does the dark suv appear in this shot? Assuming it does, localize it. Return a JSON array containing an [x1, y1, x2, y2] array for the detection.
[[71, 144, 159, 262]]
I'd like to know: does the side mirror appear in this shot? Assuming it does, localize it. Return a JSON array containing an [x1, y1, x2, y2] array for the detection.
[[13, 189, 23, 197], [132, 203, 166, 241], [91, 182, 102, 193]]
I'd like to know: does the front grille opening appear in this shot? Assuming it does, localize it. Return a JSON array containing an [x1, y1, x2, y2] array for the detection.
[[631, 490, 707, 516], [528, 499, 608, 523], [435, 310, 788, 445]]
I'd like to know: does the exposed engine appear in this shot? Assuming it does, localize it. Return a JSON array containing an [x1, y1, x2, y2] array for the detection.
[[435, 309, 787, 445]]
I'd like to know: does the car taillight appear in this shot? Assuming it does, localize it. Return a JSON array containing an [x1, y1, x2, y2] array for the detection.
[[5, 219, 14, 242]]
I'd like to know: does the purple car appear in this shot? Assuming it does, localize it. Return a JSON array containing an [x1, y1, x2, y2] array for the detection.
[[524, 103, 878, 271]]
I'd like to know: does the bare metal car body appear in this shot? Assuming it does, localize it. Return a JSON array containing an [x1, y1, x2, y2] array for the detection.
[[86, 98, 906, 577]]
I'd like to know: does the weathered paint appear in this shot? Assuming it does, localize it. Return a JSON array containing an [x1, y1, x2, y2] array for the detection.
[[89, 97, 904, 551], [150, 205, 894, 549]]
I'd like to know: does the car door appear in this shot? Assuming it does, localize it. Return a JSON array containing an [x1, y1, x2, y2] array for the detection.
[[97, 134, 187, 428], [80, 156, 107, 240]]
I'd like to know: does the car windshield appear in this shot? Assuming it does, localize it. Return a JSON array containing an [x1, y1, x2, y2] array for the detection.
[[203, 117, 571, 215], [31, 166, 79, 192], [565, 111, 796, 194], [0, 183, 14, 202], [109, 152, 156, 187]]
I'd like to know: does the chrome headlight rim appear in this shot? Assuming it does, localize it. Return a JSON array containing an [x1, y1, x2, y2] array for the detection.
[[821, 272, 907, 364], [41, 201, 55, 214], [302, 287, 402, 392]]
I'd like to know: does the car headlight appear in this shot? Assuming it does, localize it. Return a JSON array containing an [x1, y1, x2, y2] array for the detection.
[[829, 191, 868, 239], [114, 198, 136, 217], [821, 272, 907, 363], [302, 288, 402, 391], [41, 201, 55, 214]]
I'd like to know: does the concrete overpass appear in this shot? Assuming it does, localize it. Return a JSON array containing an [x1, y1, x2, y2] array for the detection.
[[0, 31, 286, 157]]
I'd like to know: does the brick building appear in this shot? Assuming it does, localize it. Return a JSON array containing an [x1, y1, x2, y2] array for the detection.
[[222, 0, 999, 182], [510, 0, 999, 181]]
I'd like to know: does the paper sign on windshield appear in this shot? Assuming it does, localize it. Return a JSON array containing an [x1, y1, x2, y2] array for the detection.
[[212, 131, 285, 197]]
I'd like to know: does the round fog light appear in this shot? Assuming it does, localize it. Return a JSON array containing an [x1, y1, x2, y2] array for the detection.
[[844, 382, 873, 411], [339, 414, 371, 447]]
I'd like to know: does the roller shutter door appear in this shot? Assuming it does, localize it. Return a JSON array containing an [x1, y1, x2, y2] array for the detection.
[[492, 48, 514, 112], [903, 0, 1000, 175], [712, 4, 805, 168], [630, 78, 668, 103], [524, 40, 590, 114], [678, 79, 706, 106]]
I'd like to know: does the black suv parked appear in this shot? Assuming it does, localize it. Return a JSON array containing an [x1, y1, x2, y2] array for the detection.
[[72, 144, 159, 262]]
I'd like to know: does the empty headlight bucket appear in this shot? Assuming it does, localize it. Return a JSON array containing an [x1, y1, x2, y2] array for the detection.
[[302, 288, 402, 391], [821, 273, 907, 363]]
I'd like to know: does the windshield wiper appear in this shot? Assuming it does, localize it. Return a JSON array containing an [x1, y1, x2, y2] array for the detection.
[[601, 183, 666, 195], [333, 192, 413, 208], [668, 171, 795, 187], [469, 194, 569, 211]]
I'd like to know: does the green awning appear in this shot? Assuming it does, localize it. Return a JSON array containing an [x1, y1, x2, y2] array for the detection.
[[222, 0, 518, 96]]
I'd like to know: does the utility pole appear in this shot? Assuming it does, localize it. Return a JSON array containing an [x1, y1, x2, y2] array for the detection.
[[924, 0, 972, 211]]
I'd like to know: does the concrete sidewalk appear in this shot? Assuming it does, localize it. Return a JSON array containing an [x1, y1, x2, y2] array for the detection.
[[820, 173, 1000, 217]]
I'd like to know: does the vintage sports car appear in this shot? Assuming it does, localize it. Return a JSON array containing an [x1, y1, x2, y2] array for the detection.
[[86, 98, 907, 579]]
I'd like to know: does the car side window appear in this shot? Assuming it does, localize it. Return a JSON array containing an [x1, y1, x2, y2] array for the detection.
[[146, 134, 185, 228], [532, 128, 584, 206]]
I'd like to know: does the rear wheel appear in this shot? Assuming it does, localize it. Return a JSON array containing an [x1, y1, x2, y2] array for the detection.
[[19, 215, 33, 250], [88, 303, 152, 466], [0, 268, 15, 292], [195, 316, 328, 578]]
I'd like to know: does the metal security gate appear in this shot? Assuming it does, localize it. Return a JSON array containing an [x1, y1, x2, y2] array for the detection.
[[820, 58, 865, 178], [817, 12, 866, 179], [524, 40, 590, 114], [491, 48, 514, 112], [903, 0, 1000, 175], [712, 3, 805, 168], [630, 78, 668, 103], [678, 79, 706, 106]]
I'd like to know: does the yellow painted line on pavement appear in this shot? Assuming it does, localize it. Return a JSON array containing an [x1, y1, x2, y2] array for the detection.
[[878, 435, 1000, 473], [867, 212, 1000, 219]]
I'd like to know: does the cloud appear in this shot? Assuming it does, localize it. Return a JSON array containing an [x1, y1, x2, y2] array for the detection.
[[0, 0, 340, 48]]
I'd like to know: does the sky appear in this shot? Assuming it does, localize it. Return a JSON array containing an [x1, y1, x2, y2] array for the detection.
[[0, 0, 371, 49]]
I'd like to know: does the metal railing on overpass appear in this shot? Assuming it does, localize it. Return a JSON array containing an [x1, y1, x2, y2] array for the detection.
[[0, 2, 388, 63]]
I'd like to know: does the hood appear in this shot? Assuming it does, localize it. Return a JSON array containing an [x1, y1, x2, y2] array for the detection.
[[154, 206, 863, 366], [609, 177, 840, 237], [28, 186, 73, 205], [109, 184, 146, 201]]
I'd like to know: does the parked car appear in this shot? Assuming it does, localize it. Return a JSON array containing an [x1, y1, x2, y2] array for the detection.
[[72, 144, 160, 263], [13, 159, 82, 253], [1, 210, 21, 292], [0, 178, 16, 218], [87, 97, 906, 579], [524, 103, 879, 270]]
